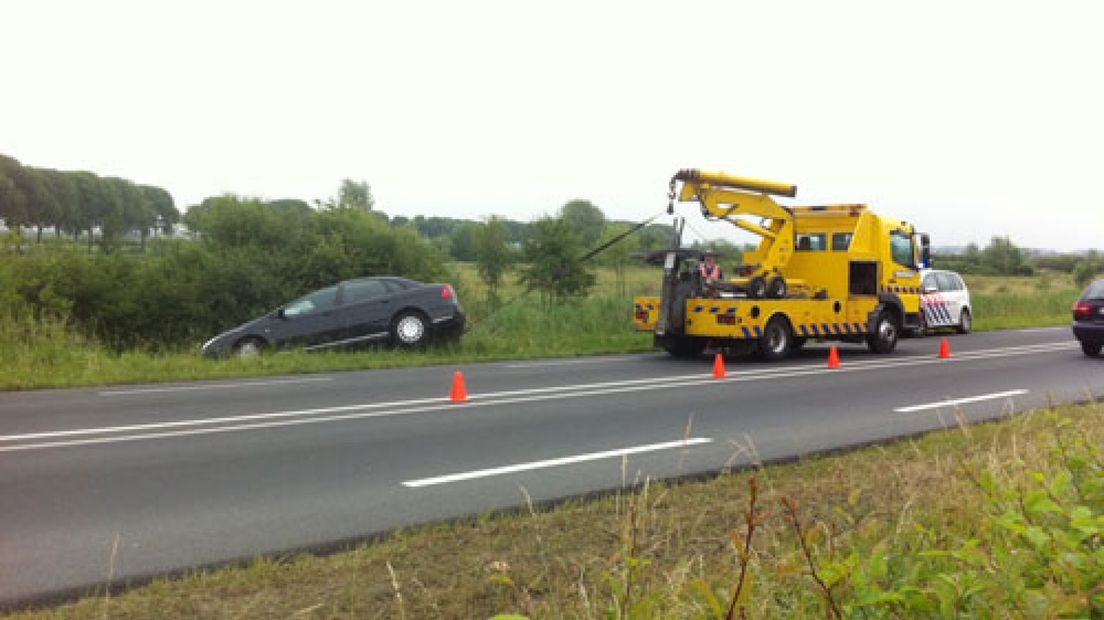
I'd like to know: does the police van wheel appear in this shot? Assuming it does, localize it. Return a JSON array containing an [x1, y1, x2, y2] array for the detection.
[[747, 277, 767, 299], [865, 309, 899, 354], [758, 316, 793, 361], [766, 277, 787, 299], [955, 309, 972, 335]]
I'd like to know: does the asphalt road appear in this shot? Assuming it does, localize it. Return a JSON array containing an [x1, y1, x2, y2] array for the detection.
[[1, 326, 1100, 607]]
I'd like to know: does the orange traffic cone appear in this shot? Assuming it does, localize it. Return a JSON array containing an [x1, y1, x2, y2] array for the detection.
[[827, 346, 841, 369], [712, 353, 726, 379], [449, 371, 468, 403], [939, 338, 952, 359]]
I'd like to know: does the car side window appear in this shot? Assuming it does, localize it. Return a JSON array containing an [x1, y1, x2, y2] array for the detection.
[[342, 280, 389, 305], [284, 286, 338, 317], [935, 273, 956, 291]]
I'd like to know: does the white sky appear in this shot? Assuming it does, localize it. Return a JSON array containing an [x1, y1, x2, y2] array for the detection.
[[2, 0, 1101, 251]]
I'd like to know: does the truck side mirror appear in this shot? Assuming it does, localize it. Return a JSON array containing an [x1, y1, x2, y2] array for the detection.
[[917, 233, 931, 269]]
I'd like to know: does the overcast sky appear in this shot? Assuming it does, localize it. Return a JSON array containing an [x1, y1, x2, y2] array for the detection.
[[3, 1, 1101, 251]]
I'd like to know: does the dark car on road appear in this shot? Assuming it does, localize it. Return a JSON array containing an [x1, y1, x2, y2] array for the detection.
[[201, 277, 465, 358], [1073, 279, 1104, 357]]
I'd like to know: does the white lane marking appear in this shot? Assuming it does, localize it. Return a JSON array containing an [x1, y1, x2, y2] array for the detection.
[[505, 356, 635, 369], [894, 389, 1029, 413], [0, 341, 1075, 453], [401, 438, 714, 488], [1015, 327, 1066, 333], [99, 377, 332, 396]]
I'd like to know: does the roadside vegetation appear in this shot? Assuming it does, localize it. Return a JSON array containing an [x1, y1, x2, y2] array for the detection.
[[6, 401, 1102, 619], [2, 159, 1097, 390]]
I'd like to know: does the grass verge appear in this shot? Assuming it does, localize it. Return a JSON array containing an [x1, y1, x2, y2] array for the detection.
[[7, 401, 1102, 619]]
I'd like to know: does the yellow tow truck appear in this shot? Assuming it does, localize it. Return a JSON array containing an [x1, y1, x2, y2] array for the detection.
[[633, 169, 931, 360]]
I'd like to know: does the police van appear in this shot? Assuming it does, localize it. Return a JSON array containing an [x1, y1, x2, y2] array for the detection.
[[918, 269, 972, 334]]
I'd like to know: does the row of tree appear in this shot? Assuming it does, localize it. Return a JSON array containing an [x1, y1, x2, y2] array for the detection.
[[0, 154, 180, 248]]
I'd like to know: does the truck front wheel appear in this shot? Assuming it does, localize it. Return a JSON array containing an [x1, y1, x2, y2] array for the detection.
[[866, 309, 900, 354]]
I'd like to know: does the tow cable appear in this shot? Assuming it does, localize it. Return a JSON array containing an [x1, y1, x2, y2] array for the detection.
[[461, 209, 668, 334]]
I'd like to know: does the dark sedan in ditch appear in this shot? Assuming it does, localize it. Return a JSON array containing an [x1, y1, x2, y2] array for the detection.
[[201, 277, 465, 358]]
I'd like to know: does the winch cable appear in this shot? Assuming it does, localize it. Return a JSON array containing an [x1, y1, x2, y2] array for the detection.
[[461, 209, 667, 334]]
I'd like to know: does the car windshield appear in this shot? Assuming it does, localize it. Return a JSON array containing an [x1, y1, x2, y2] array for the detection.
[[1083, 280, 1104, 300]]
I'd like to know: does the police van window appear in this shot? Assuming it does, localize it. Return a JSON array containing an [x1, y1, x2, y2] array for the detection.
[[832, 233, 853, 251], [935, 272, 956, 291], [889, 233, 915, 268], [954, 274, 966, 291], [796, 233, 826, 251], [922, 274, 937, 291]]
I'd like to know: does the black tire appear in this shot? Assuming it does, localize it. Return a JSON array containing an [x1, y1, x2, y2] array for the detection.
[[865, 308, 900, 354], [747, 276, 767, 299], [758, 316, 793, 361], [233, 337, 265, 358], [913, 312, 928, 338], [663, 337, 706, 359], [1082, 341, 1102, 357], [955, 308, 972, 335], [792, 336, 807, 352], [766, 276, 787, 299], [392, 311, 429, 347]]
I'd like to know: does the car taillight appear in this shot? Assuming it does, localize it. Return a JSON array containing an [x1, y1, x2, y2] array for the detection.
[[1073, 302, 1092, 317], [441, 284, 455, 300]]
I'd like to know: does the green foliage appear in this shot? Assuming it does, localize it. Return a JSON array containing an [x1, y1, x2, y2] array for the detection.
[[519, 216, 595, 303], [475, 215, 514, 299], [937, 237, 1036, 276], [2, 196, 447, 350], [0, 152, 178, 248], [560, 199, 606, 248], [1072, 257, 1103, 288]]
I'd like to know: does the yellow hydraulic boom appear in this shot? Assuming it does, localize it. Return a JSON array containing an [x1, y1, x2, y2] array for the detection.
[[669, 169, 798, 298]]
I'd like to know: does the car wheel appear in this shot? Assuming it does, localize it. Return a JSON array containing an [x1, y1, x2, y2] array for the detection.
[[955, 308, 972, 334], [233, 337, 265, 358], [913, 311, 928, 337], [865, 308, 899, 354], [766, 276, 787, 299], [1082, 341, 1102, 357], [746, 276, 767, 299], [758, 316, 793, 361], [392, 311, 429, 347]]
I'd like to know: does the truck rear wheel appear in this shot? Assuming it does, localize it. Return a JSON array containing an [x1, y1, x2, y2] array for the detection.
[[663, 337, 706, 359], [766, 276, 787, 299], [866, 308, 900, 354], [747, 276, 767, 299], [758, 316, 793, 361]]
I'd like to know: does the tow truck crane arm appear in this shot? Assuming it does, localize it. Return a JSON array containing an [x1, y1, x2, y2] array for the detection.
[[669, 169, 798, 299]]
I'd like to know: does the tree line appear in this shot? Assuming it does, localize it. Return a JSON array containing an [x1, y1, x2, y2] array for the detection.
[[0, 153, 180, 248]]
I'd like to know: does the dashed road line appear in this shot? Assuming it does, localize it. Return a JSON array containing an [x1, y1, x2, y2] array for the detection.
[[401, 438, 714, 487]]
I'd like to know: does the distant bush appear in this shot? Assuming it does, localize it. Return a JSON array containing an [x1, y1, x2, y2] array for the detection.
[[1, 198, 448, 350]]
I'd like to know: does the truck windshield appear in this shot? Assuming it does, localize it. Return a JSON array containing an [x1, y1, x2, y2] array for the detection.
[[890, 232, 915, 268]]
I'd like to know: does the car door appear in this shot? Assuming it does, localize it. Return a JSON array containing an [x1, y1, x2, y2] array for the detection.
[[935, 272, 962, 325], [335, 279, 393, 342], [921, 273, 945, 327], [267, 286, 341, 349]]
